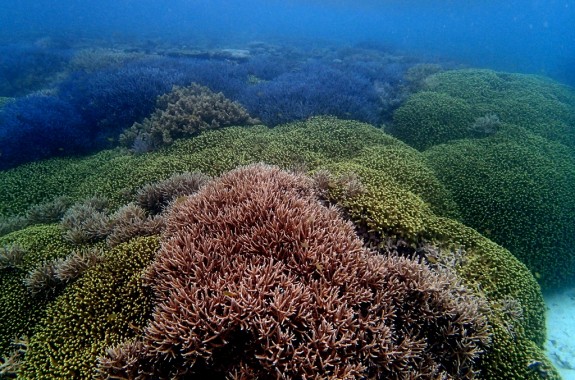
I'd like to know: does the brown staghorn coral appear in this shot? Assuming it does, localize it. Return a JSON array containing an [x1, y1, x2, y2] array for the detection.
[[60, 197, 112, 244], [61, 198, 165, 248], [136, 172, 211, 215], [0, 244, 26, 271], [0, 215, 27, 237], [23, 260, 60, 297], [120, 83, 259, 151], [105, 203, 165, 247], [21, 248, 106, 297], [97, 164, 489, 379], [0, 196, 72, 238], [53, 247, 106, 283], [25, 196, 72, 225]]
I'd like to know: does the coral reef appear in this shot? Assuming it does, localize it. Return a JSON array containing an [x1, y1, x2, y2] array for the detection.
[[0, 44, 434, 169], [136, 171, 211, 214], [387, 68, 575, 290], [0, 117, 398, 218], [0, 225, 77, 355], [391, 91, 474, 150], [18, 237, 159, 379], [120, 83, 259, 151], [425, 69, 575, 147], [391, 68, 575, 150], [425, 127, 575, 289], [318, 166, 558, 379], [2, 41, 570, 379], [0, 116, 560, 378], [98, 164, 490, 379]]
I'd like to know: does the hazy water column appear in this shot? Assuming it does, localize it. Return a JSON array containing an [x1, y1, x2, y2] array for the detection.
[[0, 0, 573, 84]]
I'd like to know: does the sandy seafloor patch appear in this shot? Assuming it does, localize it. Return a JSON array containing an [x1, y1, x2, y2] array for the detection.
[[546, 287, 575, 380]]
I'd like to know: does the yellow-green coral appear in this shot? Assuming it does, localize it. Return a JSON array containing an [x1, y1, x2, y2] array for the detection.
[[322, 162, 435, 241], [350, 145, 460, 218], [18, 236, 159, 379], [0, 117, 400, 218], [0, 150, 126, 218], [0, 225, 76, 355], [388, 68, 575, 290], [1, 116, 457, 222], [392, 91, 474, 150], [425, 128, 575, 289], [330, 166, 556, 378], [481, 321, 559, 380], [320, 164, 556, 379], [391, 69, 575, 151], [423, 69, 575, 148]]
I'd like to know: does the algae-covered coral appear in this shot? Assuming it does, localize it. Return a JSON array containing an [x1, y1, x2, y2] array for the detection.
[[119, 83, 259, 151]]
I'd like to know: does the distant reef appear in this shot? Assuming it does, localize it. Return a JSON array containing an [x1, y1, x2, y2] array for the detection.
[[0, 43, 411, 171], [0, 116, 565, 379]]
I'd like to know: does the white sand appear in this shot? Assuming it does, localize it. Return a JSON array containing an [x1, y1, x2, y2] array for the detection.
[[545, 288, 575, 380]]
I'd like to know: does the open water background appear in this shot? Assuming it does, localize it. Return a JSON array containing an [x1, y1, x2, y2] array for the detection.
[[0, 0, 574, 85]]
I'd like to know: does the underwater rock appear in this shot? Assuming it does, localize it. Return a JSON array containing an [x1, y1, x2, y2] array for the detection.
[[164, 47, 251, 61]]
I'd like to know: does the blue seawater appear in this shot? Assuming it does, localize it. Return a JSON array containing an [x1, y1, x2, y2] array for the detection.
[[0, 0, 573, 83]]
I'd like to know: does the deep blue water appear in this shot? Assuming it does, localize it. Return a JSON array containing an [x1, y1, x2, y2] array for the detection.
[[1, 0, 574, 85]]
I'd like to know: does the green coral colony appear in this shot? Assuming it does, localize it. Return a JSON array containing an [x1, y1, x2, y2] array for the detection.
[[0, 68, 574, 379]]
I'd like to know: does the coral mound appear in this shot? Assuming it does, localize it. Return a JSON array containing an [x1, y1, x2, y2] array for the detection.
[[99, 164, 489, 379], [120, 83, 258, 151]]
